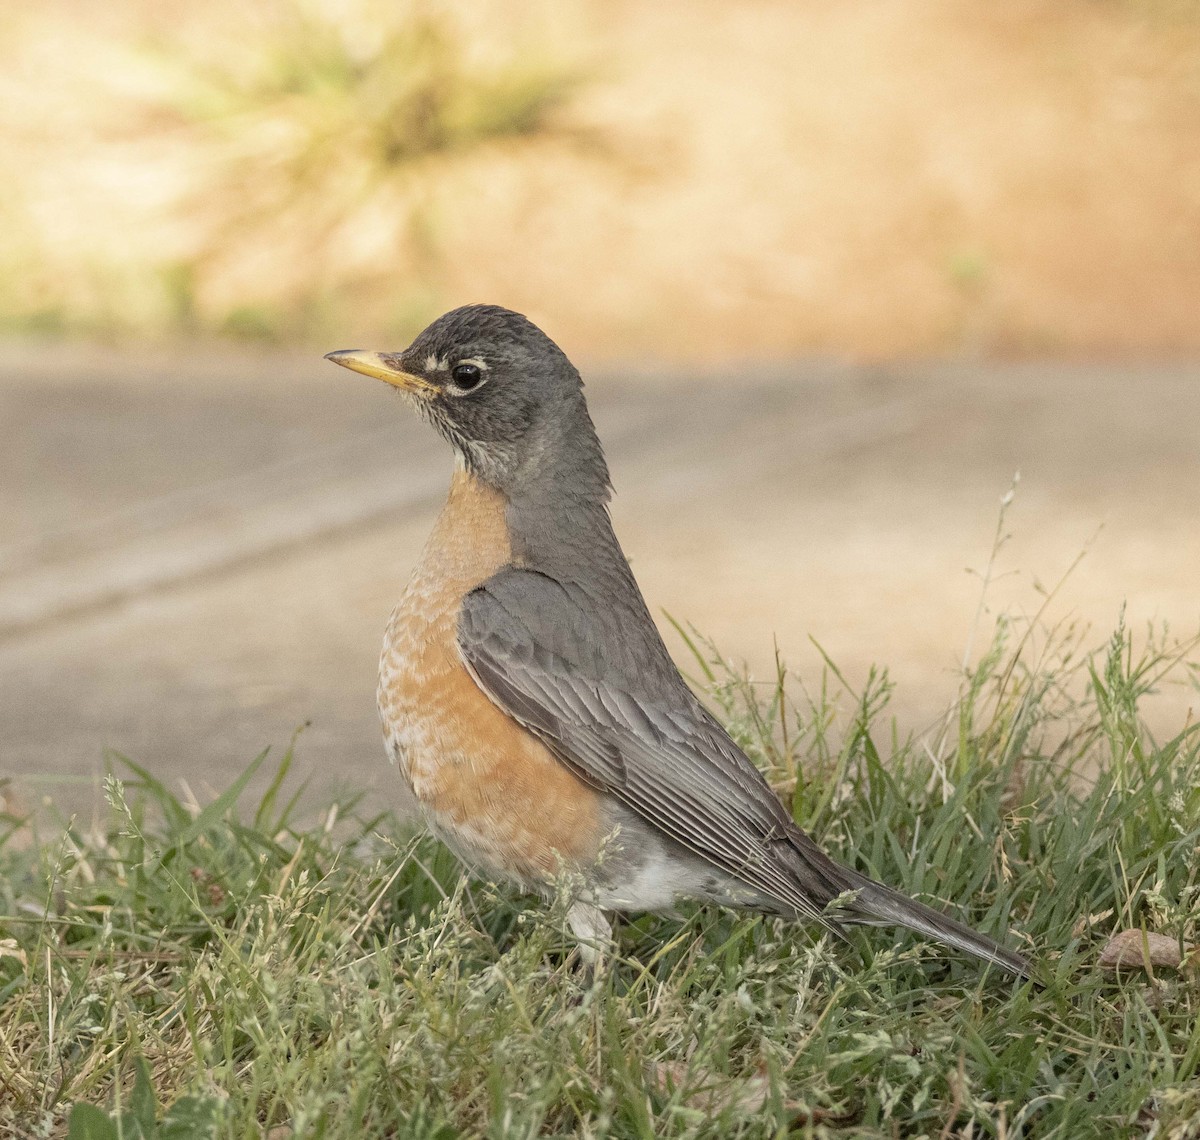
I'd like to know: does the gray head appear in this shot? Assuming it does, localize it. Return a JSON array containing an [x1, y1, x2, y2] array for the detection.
[[326, 305, 610, 505]]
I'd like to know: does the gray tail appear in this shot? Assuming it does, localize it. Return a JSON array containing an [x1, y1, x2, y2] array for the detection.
[[837, 868, 1032, 979]]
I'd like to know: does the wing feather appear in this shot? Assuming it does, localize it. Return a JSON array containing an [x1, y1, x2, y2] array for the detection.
[[458, 568, 838, 919]]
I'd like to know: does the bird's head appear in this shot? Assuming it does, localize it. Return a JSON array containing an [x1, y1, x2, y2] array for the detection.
[[326, 304, 609, 502]]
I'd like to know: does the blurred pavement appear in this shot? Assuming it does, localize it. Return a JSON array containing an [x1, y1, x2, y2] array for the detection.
[[1, 343, 1197, 818]]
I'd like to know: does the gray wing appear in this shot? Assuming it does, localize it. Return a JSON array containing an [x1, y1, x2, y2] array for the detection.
[[456, 567, 848, 920]]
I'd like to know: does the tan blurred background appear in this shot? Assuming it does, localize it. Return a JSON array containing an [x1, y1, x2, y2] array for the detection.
[[1, 0, 1198, 814], [5, 0, 1200, 355]]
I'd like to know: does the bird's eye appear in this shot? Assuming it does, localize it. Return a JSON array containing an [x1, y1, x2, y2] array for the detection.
[[450, 362, 485, 393]]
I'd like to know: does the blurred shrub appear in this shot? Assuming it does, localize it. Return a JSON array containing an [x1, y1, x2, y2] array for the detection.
[[0, 0, 587, 341]]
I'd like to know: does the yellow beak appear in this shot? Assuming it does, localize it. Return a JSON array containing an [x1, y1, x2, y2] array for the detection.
[[323, 349, 437, 395]]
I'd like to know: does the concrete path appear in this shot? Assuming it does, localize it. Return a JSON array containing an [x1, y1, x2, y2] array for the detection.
[[1, 343, 1197, 819]]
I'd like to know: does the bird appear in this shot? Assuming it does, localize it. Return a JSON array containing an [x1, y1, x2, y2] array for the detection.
[[325, 304, 1031, 979]]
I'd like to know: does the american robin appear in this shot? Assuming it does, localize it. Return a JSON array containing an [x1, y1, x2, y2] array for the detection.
[[326, 305, 1030, 978]]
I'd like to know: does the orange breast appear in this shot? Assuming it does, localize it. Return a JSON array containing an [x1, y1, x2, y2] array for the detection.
[[378, 465, 603, 884]]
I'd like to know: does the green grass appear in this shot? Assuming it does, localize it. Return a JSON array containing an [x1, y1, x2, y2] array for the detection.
[[1, 615, 1198, 1138]]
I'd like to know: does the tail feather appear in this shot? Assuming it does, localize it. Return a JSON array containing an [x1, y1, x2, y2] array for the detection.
[[783, 833, 1032, 978], [840, 871, 1032, 979]]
